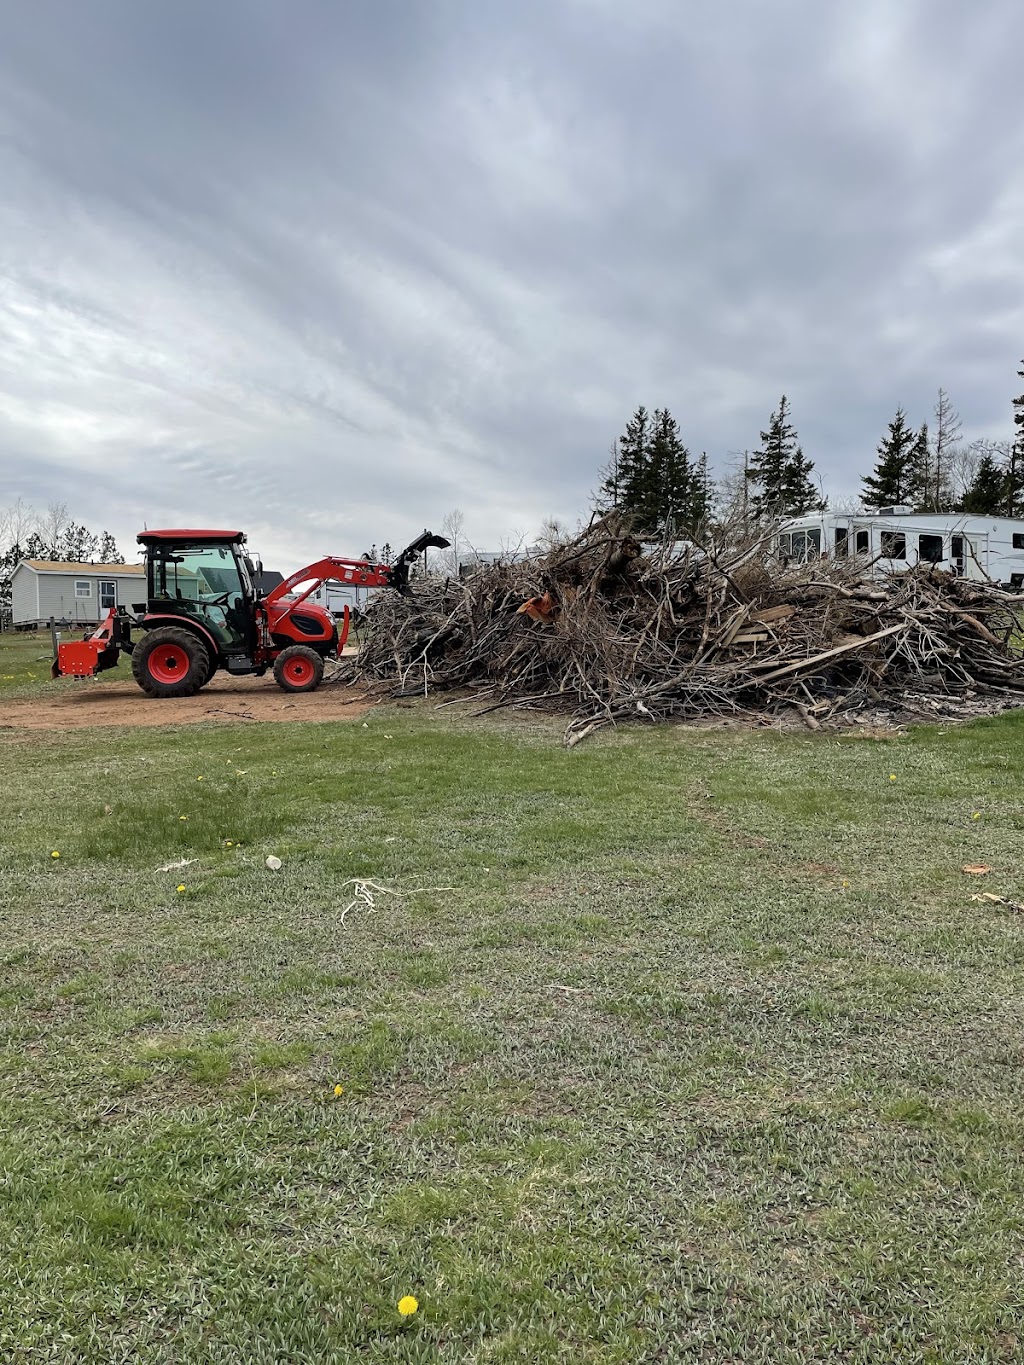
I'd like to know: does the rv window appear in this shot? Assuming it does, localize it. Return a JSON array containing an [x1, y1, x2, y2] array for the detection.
[[777, 533, 792, 558], [791, 531, 806, 559], [834, 527, 849, 557], [880, 531, 906, 560], [855, 530, 870, 554], [807, 529, 821, 556], [1013, 534, 1024, 550], [918, 534, 944, 564]]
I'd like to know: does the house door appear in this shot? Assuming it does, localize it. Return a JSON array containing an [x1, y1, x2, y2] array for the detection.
[[98, 580, 117, 612]]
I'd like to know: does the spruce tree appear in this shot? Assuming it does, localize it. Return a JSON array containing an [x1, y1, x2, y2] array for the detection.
[[98, 531, 124, 564], [908, 422, 930, 511], [960, 450, 1006, 515], [646, 408, 692, 537], [861, 408, 918, 508], [614, 405, 652, 524], [780, 443, 821, 516], [749, 396, 819, 517]]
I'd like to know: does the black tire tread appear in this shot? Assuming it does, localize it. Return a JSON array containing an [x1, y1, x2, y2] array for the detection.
[[273, 644, 325, 693], [132, 627, 212, 698]]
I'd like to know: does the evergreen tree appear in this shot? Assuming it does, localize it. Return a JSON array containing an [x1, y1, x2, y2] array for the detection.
[[23, 531, 48, 560], [646, 408, 693, 537], [907, 422, 930, 511], [960, 450, 1006, 514], [749, 396, 819, 517], [617, 405, 652, 523], [780, 443, 822, 516], [98, 531, 123, 564], [59, 523, 99, 563], [861, 408, 918, 508]]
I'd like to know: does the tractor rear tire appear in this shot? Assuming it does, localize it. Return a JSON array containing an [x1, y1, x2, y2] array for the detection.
[[273, 645, 324, 693], [132, 627, 212, 698]]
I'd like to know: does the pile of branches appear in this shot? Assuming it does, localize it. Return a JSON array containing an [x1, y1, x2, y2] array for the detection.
[[344, 514, 1024, 744]]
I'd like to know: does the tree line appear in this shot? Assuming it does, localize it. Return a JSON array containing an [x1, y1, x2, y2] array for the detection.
[[0, 500, 124, 624], [596, 361, 1024, 532]]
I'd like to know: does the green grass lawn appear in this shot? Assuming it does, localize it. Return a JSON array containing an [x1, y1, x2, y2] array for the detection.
[[1, 673, 1023, 1362], [0, 630, 61, 693]]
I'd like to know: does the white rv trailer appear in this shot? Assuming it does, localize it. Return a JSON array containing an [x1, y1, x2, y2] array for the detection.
[[778, 506, 1024, 588]]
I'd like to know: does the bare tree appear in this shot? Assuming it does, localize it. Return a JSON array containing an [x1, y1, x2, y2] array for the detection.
[[437, 508, 471, 576], [714, 451, 754, 524], [535, 516, 571, 552], [0, 497, 38, 554], [928, 388, 962, 511], [37, 501, 70, 559], [827, 494, 867, 515], [496, 531, 528, 563], [947, 438, 994, 507]]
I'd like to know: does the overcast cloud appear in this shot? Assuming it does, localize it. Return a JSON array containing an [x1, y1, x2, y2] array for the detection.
[[2, 0, 1023, 567]]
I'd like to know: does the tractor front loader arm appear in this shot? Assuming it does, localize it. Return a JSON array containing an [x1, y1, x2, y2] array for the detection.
[[263, 532, 450, 615]]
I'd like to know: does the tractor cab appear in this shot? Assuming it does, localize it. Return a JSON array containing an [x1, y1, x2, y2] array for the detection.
[[138, 530, 257, 664]]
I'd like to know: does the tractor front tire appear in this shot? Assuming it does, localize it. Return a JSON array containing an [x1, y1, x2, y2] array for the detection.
[[273, 645, 324, 693], [132, 627, 212, 698]]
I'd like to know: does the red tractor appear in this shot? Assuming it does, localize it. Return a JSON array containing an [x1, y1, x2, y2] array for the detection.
[[51, 528, 447, 697]]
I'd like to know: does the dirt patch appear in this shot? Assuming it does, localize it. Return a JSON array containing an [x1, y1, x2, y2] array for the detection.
[[1, 674, 373, 730]]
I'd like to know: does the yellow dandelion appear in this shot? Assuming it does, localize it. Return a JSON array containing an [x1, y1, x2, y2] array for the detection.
[[971, 811, 982, 820], [889, 774, 897, 782], [397, 1295, 418, 1317], [179, 815, 188, 821], [225, 840, 233, 847], [51, 851, 60, 859], [197, 775, 204, 781], [176, 884, 186, 893], [333, 1083, 344, 1097]]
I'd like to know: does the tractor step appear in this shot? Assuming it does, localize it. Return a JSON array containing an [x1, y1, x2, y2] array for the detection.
[[224, 655, 257, 674]]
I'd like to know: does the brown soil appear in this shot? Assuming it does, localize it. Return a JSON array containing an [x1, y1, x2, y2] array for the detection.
[[1, 674, 373, 730]]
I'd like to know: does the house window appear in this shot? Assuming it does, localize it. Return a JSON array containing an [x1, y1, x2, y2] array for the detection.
[[1013, 534, 1024, 550], [74, 580, 92, 598], [834, 527, 849, 557], [880, 532, 906, 560], [99, 580, 117, 610], [918, 534, 944, 564]]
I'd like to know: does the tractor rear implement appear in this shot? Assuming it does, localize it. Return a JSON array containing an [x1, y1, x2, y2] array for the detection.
[[51, 528, 447, 698]]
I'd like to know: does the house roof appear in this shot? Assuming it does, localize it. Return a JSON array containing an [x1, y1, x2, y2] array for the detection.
[[22, 560, 145, 574]]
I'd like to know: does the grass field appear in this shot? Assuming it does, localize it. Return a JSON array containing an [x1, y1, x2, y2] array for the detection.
[[0, 630, 67, 694], [2, 644, 1024, 1362]]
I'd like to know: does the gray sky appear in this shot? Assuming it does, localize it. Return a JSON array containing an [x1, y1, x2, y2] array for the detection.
[[2, 0, 1023, 567]]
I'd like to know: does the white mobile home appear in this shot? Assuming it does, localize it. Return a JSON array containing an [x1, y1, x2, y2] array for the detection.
[[10, 560, 146, 629], [779, 508, 1024, 588]]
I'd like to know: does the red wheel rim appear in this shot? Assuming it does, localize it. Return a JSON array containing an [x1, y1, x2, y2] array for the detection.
[[285, 656, 315, 685], [148, 644, 191, 684]]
